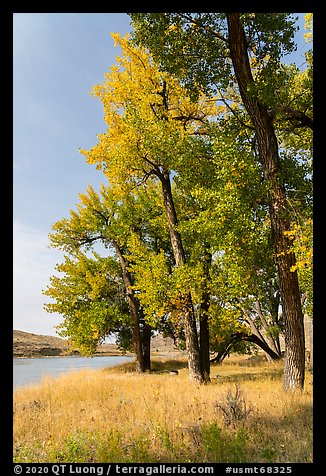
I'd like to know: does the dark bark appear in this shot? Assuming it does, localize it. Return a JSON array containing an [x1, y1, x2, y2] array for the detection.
[[270, 106, 313, 130], [182, 293, 205, 383], [255, 300, 281, 358], [160, 171, 186, 267], [160, 171, 205, 384], [227, 14, 305, 390], [142, 320, 152, 371], [210, 331, 282, 364], [241, 305, 282, 362], [309, 319, 313, 373], [199, 247, 212, 383], [111, 240, 146, 373], [148, 80, 205, 383], [244, 333, 282, 360], [200, 313, 210, 381]]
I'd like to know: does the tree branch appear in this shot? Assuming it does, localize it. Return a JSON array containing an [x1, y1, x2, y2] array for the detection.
[[76, 234, 102, 247], [269, 106, 313, 130], [92, 209, 111, 226], [217, 89, 255, 130], [179, 13, 228, 43]]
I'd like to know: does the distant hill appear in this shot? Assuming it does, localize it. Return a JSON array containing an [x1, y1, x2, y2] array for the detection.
[[13, 330, 180, 358], [13, 330, 121, 358], [14, 329, 71, 357]]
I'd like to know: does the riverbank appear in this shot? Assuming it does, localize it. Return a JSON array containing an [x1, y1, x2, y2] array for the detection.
[[13, 355, 135, 389], [13, 355, 313, 463]]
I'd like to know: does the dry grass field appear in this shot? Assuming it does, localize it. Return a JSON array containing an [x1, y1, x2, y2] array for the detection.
[[13, 355, 313, 463]]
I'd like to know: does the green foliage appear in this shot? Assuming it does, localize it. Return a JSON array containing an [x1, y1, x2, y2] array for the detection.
[[43, 252, 130, 355], [45, 17, 313, 363], [127, 234, 172, 326], [45, 181, 171, 354], [130, 13, 298, 99]]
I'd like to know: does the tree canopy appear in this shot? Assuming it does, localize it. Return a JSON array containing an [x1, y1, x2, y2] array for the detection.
[[44, 14, 313, 390]]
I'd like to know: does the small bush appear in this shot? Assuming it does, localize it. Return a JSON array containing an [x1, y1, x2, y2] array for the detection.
[[214, 384, 254, 427]]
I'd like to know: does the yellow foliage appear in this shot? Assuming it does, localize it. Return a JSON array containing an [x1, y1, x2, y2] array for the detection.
[[284, 220, 313, 274], [225, 181, 233, 190], [80, 33, 218, 187], [304, 13, 313, 44], [167, 24, 180, 33]]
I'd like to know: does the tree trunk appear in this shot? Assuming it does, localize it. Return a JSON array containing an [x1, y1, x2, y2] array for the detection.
[[111, 240, 146, 373], [200, 313, 210, 381], [244, 333, 282, 360], [309, 319, 313, 373], [241, 305, 282, 362], [199, 246, 212, 382], [227, 14, 305, 390], [142, 321, 152, 371], [210, 331, 282, 364], [160, 170, 204, 384], [183, 293, 206, 383], [255, 300, 281, 357]]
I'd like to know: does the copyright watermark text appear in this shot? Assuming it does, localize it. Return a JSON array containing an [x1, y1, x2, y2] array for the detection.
[[13, 465, 213, 476]]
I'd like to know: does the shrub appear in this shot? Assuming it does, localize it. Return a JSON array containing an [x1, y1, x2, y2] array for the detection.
[[214, 383, 254, 427]]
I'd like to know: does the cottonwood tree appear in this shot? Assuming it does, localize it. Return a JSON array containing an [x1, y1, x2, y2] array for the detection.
[[80, 34, 217, 383], [46, 184, 168, 372], [129, 13, 313, 390]]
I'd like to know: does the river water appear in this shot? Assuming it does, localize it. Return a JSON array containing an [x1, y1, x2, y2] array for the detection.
[[13, 355, 134, 390]]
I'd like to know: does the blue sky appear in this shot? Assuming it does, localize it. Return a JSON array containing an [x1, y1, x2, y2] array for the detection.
[[13, 13, 310, 337], [13, 13, 133, 336]]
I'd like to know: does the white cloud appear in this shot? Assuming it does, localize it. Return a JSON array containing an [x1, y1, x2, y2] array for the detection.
[[13, 220, 63, 336]]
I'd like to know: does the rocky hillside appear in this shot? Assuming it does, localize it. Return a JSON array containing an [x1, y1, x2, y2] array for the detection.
[[13, 330, 180, 358]]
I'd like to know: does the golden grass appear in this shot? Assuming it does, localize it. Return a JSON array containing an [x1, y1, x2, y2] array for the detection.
[[13, 355, 313, 463]]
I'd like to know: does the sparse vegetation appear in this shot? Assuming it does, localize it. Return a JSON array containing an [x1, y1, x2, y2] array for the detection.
[[13, 355, 313, 463], [214, 383, 254, 428]]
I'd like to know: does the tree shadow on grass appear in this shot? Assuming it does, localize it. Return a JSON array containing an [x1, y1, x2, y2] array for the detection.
[[213, 366, 285, 384], [150, 359, 188, 373], [103, 358, 188, 374], [242, 401, 313, 462]]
